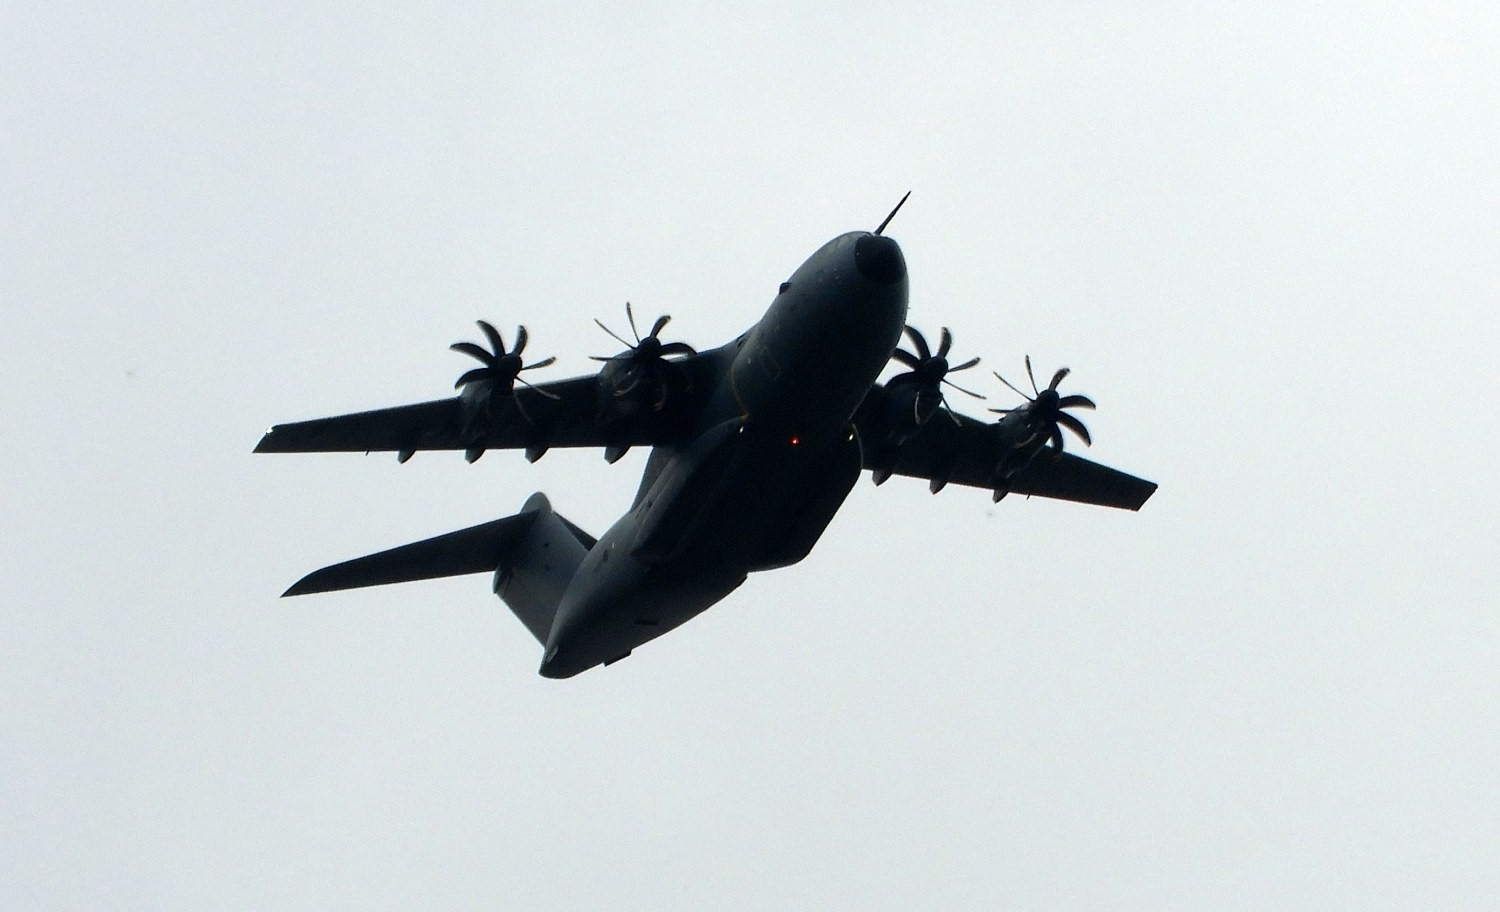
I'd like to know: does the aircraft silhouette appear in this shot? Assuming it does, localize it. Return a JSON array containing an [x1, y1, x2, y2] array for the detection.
[[256, 199, 1156, 678]]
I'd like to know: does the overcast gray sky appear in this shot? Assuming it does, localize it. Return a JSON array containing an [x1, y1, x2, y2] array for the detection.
[[5, 3, 1498, 909]]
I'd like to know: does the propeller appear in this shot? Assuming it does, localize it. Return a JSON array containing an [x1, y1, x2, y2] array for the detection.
[[886, 325, 984, 426], [590, 302, 697, 410], [451, 320, 557, 398], [450, 321, 557, 459], [989, 356, 1096, 455]]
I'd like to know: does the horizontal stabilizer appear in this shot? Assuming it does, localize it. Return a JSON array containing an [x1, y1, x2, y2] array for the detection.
[[282, 497, 549, 597]]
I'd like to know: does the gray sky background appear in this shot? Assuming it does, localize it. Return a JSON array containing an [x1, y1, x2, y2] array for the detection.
[[5, 3, 1498, 909]]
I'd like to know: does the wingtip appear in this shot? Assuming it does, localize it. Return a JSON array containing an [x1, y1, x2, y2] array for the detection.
[[1128, 480, 1160, 512], [281, 568, 328, 597]]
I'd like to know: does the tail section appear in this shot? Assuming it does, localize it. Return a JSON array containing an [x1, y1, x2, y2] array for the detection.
[[491, 494, 591, 642], [282, 492, 592, 644]]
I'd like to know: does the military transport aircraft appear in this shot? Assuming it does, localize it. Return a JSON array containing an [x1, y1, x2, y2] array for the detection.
[[256, 199, 1156, 678]]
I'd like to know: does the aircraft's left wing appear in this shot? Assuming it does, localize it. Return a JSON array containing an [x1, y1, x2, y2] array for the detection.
[[256, 369, 700, 459], [853, 388, 1157, 511]]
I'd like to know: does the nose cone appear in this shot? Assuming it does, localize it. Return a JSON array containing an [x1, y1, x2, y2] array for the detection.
[[854, 233, 906, 285]]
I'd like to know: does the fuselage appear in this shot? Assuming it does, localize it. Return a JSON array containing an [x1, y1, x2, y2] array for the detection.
[[538, 231, 909, 677]]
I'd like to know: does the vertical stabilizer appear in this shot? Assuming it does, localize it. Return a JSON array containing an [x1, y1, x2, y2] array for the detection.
[[494, 493, 593, 643]]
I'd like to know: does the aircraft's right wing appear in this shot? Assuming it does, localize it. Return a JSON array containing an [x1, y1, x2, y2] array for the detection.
[[854, 391, 1157, 511]]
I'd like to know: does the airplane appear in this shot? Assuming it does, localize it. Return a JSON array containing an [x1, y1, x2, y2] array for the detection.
[[255, 197, 1156, 678]]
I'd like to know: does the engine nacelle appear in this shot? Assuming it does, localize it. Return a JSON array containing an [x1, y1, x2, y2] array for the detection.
[[875, 382, 937, 447], [986, 407, 1050, 482], [592, 356, 693, 435]]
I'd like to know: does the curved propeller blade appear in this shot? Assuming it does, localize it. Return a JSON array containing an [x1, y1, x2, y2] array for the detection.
[[903, 325, 932, 361], [478, 320, 506, 357], [454, 367, 492, 388], [450, 342, 495, 366], [891, 348, 923, 370], [1056, 410, 1092, 446], [657, 341, 696, 358]]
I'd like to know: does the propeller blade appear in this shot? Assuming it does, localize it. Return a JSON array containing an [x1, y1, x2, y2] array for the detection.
[[516, 376, 560, 400], [594, 317, 634, 350], [937, 327, 953, 358], [513, 325, 529, 356], [1058, 394, 1096, 410], [1056, 411, 1092, 446], [613, 372, 643, 397], [450, 342, 495, 365], [657, 341, 697, 358], [1048, 367, 1070, 391], [454, 367, 492, 389], [1049, 425, 1066, 454], [649, 314, 671, 338], [891, 349, 923, 370], [1025, 355, 1039, 396], [942, 377, 985, 399], [522, 356, 556, 371], [948, 356, 981, 373], [903, 325, 932, 361], [625, 301, 641, 343], [993, 370, 1034, 401], [478, 320, 506, 356]]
